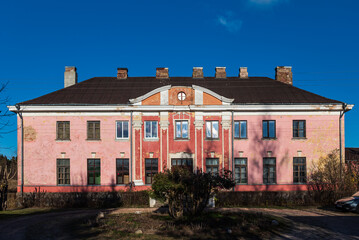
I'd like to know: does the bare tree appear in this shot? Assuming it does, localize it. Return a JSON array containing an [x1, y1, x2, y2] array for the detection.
[[0, 164, 16, 210]]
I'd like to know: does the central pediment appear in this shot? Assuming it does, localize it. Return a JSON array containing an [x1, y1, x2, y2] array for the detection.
[[129, 85, 234, 106]]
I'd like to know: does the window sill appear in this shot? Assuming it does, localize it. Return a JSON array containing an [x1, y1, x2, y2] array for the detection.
[[87, 184, 101, 186], [262, 138, 277, 140], [174, 138, 190, 141], [143, 138, 159, 142], [115, 138, 130, 142], [234, 138, 248, 140], [55, 139, 71, 142], [236, 183, 248, 185], [263, 183, 277, 185], [205, 138, 220, 141], [86, 139, 101, 141], [57, 184, 71, 186], [292, 137, 307, 140]]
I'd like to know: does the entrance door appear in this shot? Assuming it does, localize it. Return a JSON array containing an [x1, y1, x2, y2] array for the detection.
[[171, 158, 193, 172]]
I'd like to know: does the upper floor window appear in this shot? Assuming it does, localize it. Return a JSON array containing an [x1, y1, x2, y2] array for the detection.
[[293, 120, 306, 138], [175, 120, 189, 139], [206, 158, 219, 175], [87, 121, 100, 140], [235, 158, 247, 184], [57, 159, 70, 185], [234, 121, 247, 139], [116, 121, 129, 139], [263, 157, 276, 184], [56, 121, 70, 140], [263, 120, 276, 139], [116, 158, 129, 184], [145, 121, 158, 139], [205, 121, 219, 139], [293, 157, 306, 183]]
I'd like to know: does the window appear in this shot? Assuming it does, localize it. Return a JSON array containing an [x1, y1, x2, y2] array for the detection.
[[116, 159, 129, 184], [88, 159, 100, 185], [57, 159, 70, 185], [234, 121, 247, 139], [56, 121, 70, 140], [206, 158, 219, 175], [116, 121, 129, 139], [145, 158, 158, 184], [145, 121, 158, 139], [171, 158, 193, 172], [293, 120, 306, 138], [205, 121, 219, 139], [235, 158, 247, 184], [263, 158, 276, 184], [263, 120, 276, 139], [293, 157, 306, 183], [87, 121, 100, 140], [175, 120, 189, 139]]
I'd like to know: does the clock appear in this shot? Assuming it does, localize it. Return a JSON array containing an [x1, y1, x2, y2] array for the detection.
[[177, 92, 186, 101]]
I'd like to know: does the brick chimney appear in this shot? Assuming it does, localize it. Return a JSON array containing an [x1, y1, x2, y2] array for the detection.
[[192, 67, 203, 78], [275, 66, 292, 85], [156, 68, 169, 79], [64, 66, 77, 88], [215, 67, 226, 78], [239, 67, 248, 79], [117, 68, 128, 80]]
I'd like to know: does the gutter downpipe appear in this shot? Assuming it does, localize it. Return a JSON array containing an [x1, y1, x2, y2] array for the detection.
[[130, 111, 133, 189], [339, 103, 347, 182], [232, 111, 235, 191], [15, 104, 24, 196]]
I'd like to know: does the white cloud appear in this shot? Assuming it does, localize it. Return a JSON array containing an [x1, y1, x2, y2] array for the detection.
[[217, 15, 243, 33]]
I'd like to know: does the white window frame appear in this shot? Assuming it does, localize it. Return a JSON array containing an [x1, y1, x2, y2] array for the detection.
[[116, 121, 129, 139], [145, 121, 158, 139], [174, 120, 189, 140]]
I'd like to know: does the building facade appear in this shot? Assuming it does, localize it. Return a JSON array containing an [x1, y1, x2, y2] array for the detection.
[[9, 66, 354, 193]]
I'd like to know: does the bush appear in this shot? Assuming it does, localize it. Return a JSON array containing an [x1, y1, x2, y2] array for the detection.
[[151, 167, 235, 218], [16, 189, 149, 208], [308, 149, 359, 205]]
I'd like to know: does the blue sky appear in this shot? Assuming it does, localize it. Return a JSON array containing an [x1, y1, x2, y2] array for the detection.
[[0, 0, 358, 156]]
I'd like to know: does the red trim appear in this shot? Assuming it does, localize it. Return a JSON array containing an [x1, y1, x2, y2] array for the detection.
[[234, 184, 308, 191], [18, 185, 151, 193]]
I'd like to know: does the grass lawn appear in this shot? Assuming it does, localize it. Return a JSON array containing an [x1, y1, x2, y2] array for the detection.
[[71, 210, 289, 239]]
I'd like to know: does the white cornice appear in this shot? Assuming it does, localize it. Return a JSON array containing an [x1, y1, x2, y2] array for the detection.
[[192, 85, 234, 103], [129, 85, 171, 104], [8, 104, 354, 113]]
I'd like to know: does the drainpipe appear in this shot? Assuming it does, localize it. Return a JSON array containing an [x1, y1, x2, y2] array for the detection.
[[15, 104, 24, 196], [130, 111, 133, 186], [231, 111, 234, 191], [339, 103, 347, 182]]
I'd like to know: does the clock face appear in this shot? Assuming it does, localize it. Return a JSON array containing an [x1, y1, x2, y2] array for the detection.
[[177, 92, 186, 101]]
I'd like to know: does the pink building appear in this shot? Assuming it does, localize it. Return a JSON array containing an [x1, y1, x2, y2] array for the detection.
[[8, 66, 354, 193]]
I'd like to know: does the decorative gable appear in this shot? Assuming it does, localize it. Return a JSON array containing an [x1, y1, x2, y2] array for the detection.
[[129, 85, 234, 106]]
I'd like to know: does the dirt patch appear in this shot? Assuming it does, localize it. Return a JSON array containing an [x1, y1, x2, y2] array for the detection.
[[71, 210, 287, 239]]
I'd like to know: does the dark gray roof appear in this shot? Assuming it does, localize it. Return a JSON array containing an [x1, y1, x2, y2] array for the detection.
[[19, 77, 342, 105]]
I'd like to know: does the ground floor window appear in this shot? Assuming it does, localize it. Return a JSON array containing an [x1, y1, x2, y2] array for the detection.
[[293, 157, 306, 183], [206, 158, 219, 175], [171, 158, 193, 172], [145, 158, 158, 184], [88, 159, 101, 185], [235, 158, 247, 184], [263, 157, 276, 184], [57, 158, 70, 185], [116, 158, 129, 184]]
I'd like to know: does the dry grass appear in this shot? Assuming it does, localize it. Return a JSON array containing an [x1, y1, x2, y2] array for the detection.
[[71, 210, 288, 239]]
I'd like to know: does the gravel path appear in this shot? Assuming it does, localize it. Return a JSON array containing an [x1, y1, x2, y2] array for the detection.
[[216, 208, 359, 239], [0, 209, 101, 240]]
